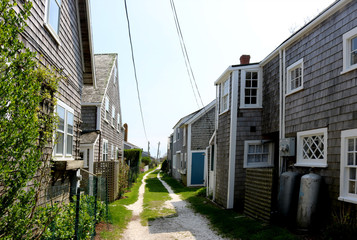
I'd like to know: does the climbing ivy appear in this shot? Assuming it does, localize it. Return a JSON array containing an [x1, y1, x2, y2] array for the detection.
[[0, 0, 61, 238]]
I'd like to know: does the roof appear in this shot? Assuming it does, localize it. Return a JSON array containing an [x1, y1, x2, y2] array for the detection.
[[82, 53, 117, 104], [124, 141, 142, 150], [260, 0, 350, 66], [172, 109, 200, 129], [80, 131, 99, 144], [214, 63, 260, 85]]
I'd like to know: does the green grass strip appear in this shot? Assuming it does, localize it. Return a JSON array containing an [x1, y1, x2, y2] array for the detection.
[[140, 170, 176, 226], [161, 173, 297, 240], [97, 171, 147, 239]]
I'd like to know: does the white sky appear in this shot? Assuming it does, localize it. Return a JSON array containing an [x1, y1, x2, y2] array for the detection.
[[90, 0, 335, 158]]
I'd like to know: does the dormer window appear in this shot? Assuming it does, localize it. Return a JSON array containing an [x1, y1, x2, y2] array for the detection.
[[342, 27, 357, 74], [220, 77, 230, 113]]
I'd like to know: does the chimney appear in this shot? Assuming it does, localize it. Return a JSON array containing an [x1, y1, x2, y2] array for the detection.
[[240, 55, 250, 65], [124, 123, 128, 142]]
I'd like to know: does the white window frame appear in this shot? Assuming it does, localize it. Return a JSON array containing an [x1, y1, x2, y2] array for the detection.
[[117, 113, 120, 131], [111, 144, 114, 160], [286, 59, 304, 95], [172, 155, 177, 169], [105, 96, 109, 122], [339, 129, 357, 204], [54, 100, 74, 160], [220, 77, 230, 114], [240, 69, 262, 108], [243, 140, 273, 168], [342, 27, 357, 74], [44, 0, 61, 45], [103, 139, 108, 161], [115, 146, 119, 160], [295, 128, 328, 168], [176, 128, 180, 141], [112, 106, 115, 127], [183, 126, 186, 146]]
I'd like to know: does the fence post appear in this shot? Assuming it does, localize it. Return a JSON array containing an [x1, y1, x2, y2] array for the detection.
[[74, 187, 80, 240]]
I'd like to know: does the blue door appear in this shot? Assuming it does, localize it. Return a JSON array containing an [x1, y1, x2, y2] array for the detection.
[[191, 152, 205, 185]]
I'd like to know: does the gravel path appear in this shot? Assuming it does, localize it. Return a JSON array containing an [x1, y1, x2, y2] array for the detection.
[[122, 170, 225, 240]]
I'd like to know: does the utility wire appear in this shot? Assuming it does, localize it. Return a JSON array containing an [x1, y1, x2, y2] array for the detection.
[[124, 0, 148, 141], [169, 0, 204, 108]]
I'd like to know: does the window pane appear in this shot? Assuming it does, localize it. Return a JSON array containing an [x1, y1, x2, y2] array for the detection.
[[247, 154, 255, 163], [348, 153, 354, 165], [251, 89, 257, 96], [252, 80, 258, 88], [350, 168, 356, 180], [252, 72, 258, 79], [56, 132, 64, 154], [262, 154, 268, 163], [348, 139, 354, 151], [57, 105, 65, 131], [67, 112, 73, 135], [251, 97, 257, 104], [352, 51, 357, 65], [256, 145, 262, 153], [246, 80, 251, 87], [246, 72, 251, 79], [349, 181, 356, 194], [48, 0, 60, 34], [248, 145, 255, 153], [66, 135, 72, 155]]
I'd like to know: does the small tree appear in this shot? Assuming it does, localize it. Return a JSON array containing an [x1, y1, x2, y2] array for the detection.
[[141, 156, 152, 166], [0, 1, 60, 238]]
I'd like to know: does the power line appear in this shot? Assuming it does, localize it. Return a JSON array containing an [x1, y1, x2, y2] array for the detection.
[[169, 0, 204, 109], [123, 0, 148, 141]]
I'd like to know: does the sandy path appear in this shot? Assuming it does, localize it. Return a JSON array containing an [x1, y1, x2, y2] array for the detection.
[[122, 170, 225, 240]]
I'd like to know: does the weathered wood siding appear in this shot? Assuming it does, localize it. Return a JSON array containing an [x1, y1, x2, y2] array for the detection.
[[191, 107, 216, 150], [284, 1, 357, 209], [82, 106, 97, 131], [244, 168, 274, 221], [99, 56, 123, 162], [215, 76, 232, 208], [22, 0, 85, 161], [262, 55, 280, 134]]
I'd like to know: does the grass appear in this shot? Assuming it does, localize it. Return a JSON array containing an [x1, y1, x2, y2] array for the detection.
[[96, 170, 148, 239], [140, 170, 176, 225], [161, 172, 298, 240]]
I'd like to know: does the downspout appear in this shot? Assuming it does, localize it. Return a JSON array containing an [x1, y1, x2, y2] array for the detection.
[[279, 49, 286, 175], [187, 124, 192, 186], [227, 70, 239, 209]]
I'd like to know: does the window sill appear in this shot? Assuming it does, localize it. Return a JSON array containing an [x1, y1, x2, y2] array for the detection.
[[239, 106, 263, 110], [341, 65, 357, 75], [219, 109, 230, 116], [43, 22, 61, 46], [104, 119, 109, 124], [286, 86, 304, 97], [338, 196, 357, 204], [294, 162, 328, 168], [244, 164, 273, 169]]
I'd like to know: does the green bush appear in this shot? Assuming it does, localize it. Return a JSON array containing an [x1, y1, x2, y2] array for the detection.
[[141, 156, 152, 166], [41, 194, 106, 240]]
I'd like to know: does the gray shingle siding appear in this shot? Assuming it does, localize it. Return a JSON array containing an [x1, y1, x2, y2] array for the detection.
[[191, 107, 215, 150], [282, 0, 357, 209]]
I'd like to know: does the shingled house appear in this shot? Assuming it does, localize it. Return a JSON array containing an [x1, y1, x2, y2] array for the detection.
[[19, 0, 95, 201], [213, 0, 357, 227], [80, 53, 124, 202], [171, 100, 216, 186]]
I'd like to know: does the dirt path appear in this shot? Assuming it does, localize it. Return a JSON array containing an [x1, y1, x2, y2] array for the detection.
[[122, 170, 225, 240]]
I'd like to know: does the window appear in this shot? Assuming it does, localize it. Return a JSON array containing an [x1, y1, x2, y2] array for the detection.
[[240, 70, 261, 108], [244, 140, 273, 168], [112, 106, 115, 127], [183, 127, 186, 146], [176, 128, 180, 141], [44, 0, 61, 42], [117, 113, 120, 130], [342, 27, 357, 74], [286, 59, 303, 95], [220, 77, 230, 113], [103, 139, 108, 161], [115, 147, 119, 160], [173, 155, 176, 169], [55, 100, 74, 159], [105, 96, 109, 122], [339, 129, 357, 204], [111, 144, 114, 159], [295, 128, 327, 168]]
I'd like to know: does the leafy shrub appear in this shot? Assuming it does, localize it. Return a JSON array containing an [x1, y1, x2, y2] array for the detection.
[[161, 159, 169, 172], [141, 156, 152, 166], [118, 160, 130, 199]]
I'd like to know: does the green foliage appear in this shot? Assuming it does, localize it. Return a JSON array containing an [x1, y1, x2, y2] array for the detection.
[[0, 0, 61, 238], [118, 160, 130, 199], [41, 195, 106, 240], [141, 156, 151, 166], [124, 148, 142, 168]]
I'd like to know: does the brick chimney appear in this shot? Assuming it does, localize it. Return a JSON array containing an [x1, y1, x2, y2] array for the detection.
[[240, 55, 250, 65], [124, 123, 128, 142]]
